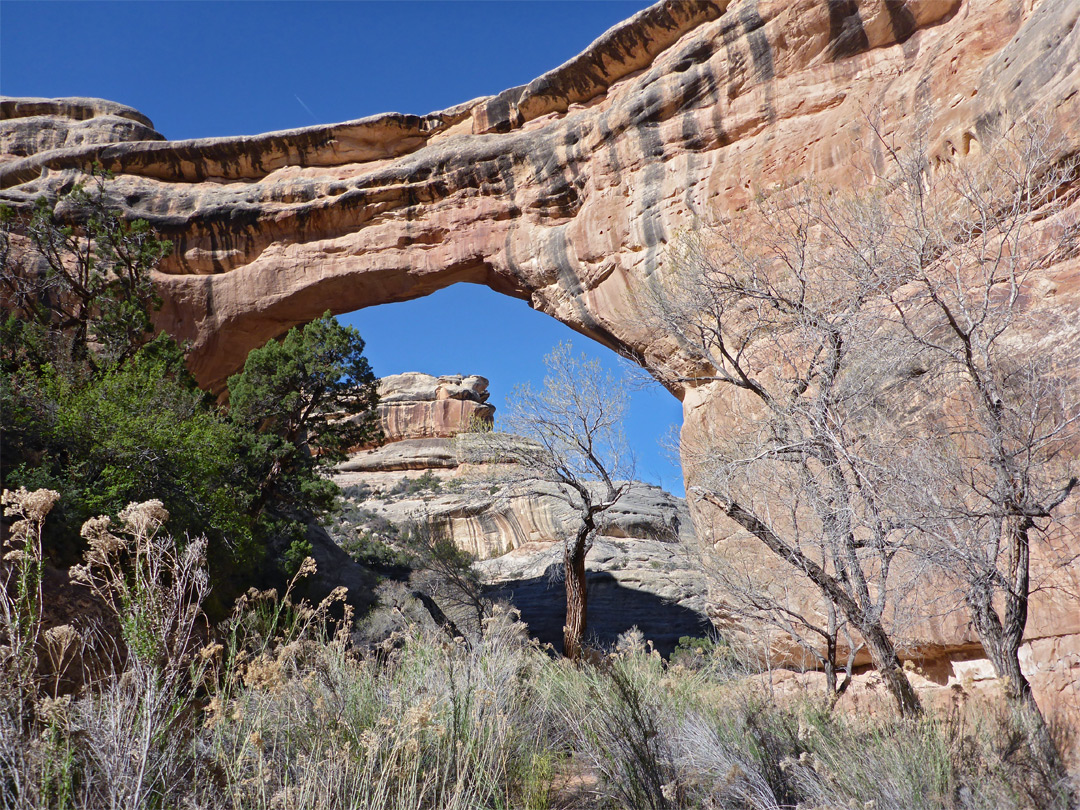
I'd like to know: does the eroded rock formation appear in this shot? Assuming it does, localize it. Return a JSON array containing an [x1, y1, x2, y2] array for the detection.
[[0, 97, 163, 164], [3, 0, 1079, 701], [332, 371, 709, 655], [375, 373, 494, 443], [10, 0, 1079, 394]]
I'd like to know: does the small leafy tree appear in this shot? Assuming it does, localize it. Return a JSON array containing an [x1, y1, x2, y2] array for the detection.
[[2, 343, 256, 566], [1, 177, 383, 599], [1, 176, 255, 570], [0, 167, 170, 371]]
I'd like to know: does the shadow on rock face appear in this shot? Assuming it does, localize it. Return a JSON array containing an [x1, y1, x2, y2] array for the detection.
[[486, 569, 713, 658], [303, 522, 379, 615]]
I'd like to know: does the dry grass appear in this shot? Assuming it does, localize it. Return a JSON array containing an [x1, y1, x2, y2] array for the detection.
[[2, 488, 1077, 809]]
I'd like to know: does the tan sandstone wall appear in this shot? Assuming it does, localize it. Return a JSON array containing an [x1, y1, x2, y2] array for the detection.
[[2, 0, 1078, 699]]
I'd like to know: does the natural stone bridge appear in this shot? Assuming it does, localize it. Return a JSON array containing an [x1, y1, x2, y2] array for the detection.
[[3, 0, 1079, 695], [6, 0, 1077, 393]]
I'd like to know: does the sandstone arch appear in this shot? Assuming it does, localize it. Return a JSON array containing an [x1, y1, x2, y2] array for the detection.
[[9, 0, 1078, 394], [3, 0, 1079, 682]]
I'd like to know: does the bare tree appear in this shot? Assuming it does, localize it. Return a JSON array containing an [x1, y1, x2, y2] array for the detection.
[[864, 117, 1080, 781], [644, 186, 927, 716], [464, 342, 633, 661], [704, 536, 864, 703], [644, 112, 1078, 754]]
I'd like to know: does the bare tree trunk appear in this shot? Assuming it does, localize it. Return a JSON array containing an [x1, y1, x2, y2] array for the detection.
[[701, 492, 922, 716], [860, 623, 922, 718], [563, 525, 590, 662], [824, 606, 838, 697], [966, 521, 1068, 786], [410, 590, 466, 646], [971, 597, 1068, 785]]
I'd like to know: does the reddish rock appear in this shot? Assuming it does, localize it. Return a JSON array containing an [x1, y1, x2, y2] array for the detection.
[[375, 372, 494, 441], [0, 96, 163, 164], [2, 0, 1078, 694]]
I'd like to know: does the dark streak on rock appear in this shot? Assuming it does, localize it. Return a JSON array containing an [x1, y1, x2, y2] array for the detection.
[[828, 0, 871, 62], [476, 85, 526, 134], [597, 113, 623, 190], [739, 3, 775, 82], [720, 13, 747, 96], [635, 82, 668, 278], [884, 0, 919, 44], [543, 227, 635, 358]]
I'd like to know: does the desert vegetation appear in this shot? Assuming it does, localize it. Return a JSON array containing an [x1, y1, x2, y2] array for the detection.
[[1, 487, 1076, 810], [643, 114, 1079, 775], [1, 108, 1078, 809], [1, 169, 381, 599]]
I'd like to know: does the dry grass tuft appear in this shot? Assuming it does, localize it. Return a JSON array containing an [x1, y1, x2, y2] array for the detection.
[[1, 487, 1076, 809]]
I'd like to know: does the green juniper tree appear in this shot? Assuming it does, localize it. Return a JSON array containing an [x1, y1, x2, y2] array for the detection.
[[226, 312, 382, 569], [2, 174, 381, 594]]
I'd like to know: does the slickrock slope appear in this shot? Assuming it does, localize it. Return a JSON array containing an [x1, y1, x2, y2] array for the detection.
[[3, 0, 1078, 696]]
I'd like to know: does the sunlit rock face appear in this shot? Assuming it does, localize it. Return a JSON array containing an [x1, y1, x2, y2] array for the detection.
[[331, 371, 709, 655], [0, 97, 164, 163], [3, 0, 1078, 699], [17, 0, 1080, 392], [375, 373, 494, 443]]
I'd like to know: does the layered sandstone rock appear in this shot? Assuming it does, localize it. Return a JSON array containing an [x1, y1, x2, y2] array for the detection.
[[375, 373, 494, 442], [3, 0, 1077, 393], [332, 461, 712, 655], [3, 0, 1079, 693], [0, 97, 163, 164], [331, 373, 708, 654]]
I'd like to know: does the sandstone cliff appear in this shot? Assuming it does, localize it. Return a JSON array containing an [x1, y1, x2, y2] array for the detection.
[[3, 0, 1078, 702], [3, 1, 1077, 393], [372, 372, 494, 443], [332, 372, 711, 655]]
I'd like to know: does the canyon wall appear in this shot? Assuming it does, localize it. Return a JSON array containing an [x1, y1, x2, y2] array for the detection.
[[2, 0, 1078, 696], [333, 371, 709, 655]]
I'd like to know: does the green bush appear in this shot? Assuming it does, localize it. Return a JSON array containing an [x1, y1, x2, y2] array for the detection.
[[1, 490, 1075, 810], [2, 342, 257, 570], [227, 312, 381, 521], [340, 530, 410, 568], [2, 183, 381, 600], [386, 471, 444, 500]]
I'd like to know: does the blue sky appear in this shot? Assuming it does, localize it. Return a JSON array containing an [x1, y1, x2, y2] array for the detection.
[[1, 0, 685, 494]]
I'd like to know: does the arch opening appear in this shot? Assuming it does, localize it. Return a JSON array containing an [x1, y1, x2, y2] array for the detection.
[[340, 281, 685, 496]]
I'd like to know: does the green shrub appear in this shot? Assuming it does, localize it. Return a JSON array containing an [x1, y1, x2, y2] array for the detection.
[[2, 344, 258, 572], [340, 530, 410, 568], [2, 184, 382, 597]]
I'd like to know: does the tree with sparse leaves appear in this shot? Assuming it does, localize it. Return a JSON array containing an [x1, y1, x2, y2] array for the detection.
[[466, 342, 633, 660], [1, 167, 170, 372], [645, 114, 1077, 778]]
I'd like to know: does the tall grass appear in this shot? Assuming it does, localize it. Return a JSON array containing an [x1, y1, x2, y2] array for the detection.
[[1, 488, 1075, 809]]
